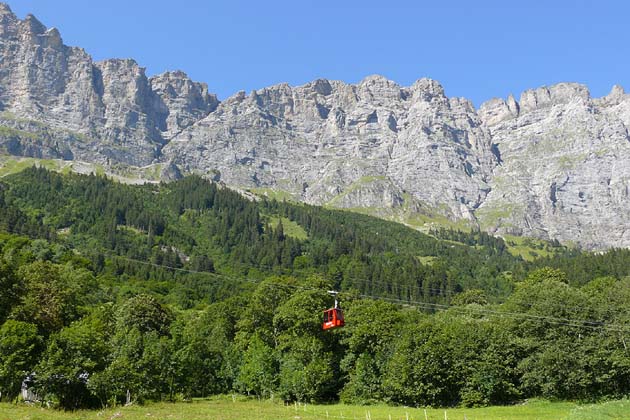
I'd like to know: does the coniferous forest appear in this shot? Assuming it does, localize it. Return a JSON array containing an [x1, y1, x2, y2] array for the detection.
[[1, 167, 630, 409]]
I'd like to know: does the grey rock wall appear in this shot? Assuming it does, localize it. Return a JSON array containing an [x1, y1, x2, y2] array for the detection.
[[163, 75, 495, 221], [0, 4, 216, 165], [1, 3, 630, 249], [478, 84, 630, 249]]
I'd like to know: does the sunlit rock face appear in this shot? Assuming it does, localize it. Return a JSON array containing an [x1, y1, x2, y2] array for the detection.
[[0, 4, 217, 165], [2, 3, 630, 249], [163, 75, 495, 222], [478, 83, 630, 249]]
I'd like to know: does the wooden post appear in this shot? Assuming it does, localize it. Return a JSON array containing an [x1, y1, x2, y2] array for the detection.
[[444, 410, 448, 420], [424, 409, 428, 420]]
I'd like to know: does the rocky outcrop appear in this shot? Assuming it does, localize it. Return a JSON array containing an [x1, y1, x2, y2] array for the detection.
[[478, 84, 630, 249], [149, 71, 218, 140], [2, 3, 630, 249], [0, 4, 216, 165], [163, 75, 495, 220]]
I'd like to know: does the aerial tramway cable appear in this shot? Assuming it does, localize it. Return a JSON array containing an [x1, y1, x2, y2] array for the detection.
[[102, 252, 630, 334]]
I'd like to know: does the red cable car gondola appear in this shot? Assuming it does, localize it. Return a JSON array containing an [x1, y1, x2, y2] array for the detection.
[[323, 291, 345, 330]]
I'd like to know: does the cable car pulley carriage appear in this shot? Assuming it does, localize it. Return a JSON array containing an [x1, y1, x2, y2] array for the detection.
[[322, 290, 345, 330]]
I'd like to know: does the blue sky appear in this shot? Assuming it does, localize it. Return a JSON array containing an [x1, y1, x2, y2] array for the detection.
[[8, 0, 629, 106]]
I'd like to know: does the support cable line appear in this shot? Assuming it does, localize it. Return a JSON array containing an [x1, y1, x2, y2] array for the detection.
[[101, 252, 630, 334], [363, 295, 629, 333], [104, 250, 624, 322], [106, 250, 454, 297]]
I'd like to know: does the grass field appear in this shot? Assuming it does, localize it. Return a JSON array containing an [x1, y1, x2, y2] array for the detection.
[[266, 216, 309, 240], [0, 396, 628, 420]]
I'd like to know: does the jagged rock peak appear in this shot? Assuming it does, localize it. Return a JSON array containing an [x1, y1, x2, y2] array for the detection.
[[355, 75, 404, 103], [150, 70, 219, 138], [246, 83, 294, 110], [215, 76, 455, 108], [23, 13, 46, 35], [304, 78, 333, 96], [479, 98, 512, 126], [610, 84, 625, 96], [0, 2, 13, 15], [506, 94, 519, 113], [39, 27, 63, 49], [0, 3, 18, 35], [0, 6, 223, 165], [407, 78, 446, 101], [519, 82, 590, 113], [150, 70, 218, 105], [97, 57, 141, 70], [592, 84, 628, 107], [256, 82, 292, 95], [0, 6, 60, 50], [159, 70, 189, 78], [223, 90, 247, 106], [479, 94, 520, 126], [600, 84, 626, 105], [359, 74, 399, 87]]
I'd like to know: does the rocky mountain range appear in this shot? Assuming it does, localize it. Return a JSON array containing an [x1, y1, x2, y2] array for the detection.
[[0, 3, 629, 250]]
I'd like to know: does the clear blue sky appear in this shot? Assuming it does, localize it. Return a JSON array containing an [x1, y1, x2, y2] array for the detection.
[[8, 0, 629, 106]]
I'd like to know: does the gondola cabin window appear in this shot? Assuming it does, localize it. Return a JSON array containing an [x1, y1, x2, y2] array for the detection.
[[322, 307, 344, 330]]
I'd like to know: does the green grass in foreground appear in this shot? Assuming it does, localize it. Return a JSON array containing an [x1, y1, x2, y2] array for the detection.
[[0, 397, 628, 420]]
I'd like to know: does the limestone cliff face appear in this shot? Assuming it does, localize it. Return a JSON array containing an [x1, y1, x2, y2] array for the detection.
[[163, 75, 495, 220], [149, 71, 219, 140], [477, 84, 630, 249], [1, 3, 630, 249], [0, 4, 216, 165]]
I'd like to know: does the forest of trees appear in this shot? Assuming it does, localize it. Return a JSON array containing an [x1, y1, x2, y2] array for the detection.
[[0, 167, 630, 409]]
